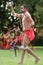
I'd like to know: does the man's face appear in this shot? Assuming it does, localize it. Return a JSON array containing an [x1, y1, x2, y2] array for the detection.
[[20, 6, 26, 13]]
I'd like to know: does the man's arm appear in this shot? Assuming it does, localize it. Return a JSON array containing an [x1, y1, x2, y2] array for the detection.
[[9, 28, 15, 33], [9, 4, 22, 18]]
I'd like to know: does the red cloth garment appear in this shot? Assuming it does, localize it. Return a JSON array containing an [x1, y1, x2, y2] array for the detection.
[[13, 36, 21, 43], [24, 29, 35, 41], [13, 29, 35, 44]]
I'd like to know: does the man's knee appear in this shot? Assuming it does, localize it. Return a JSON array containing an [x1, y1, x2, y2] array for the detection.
[[20, 45, 29, 50]]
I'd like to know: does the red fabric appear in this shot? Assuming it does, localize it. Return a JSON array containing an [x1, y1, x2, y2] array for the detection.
[[13, 29, 35, 44], [24, 29, 35, 41], [14, 36, 21, 43]]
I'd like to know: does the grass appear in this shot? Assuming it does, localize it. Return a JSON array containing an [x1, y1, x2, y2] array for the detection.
[[0, 48, 43, 65]]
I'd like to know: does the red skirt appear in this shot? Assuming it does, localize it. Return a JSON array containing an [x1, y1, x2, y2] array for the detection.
[[24, 29, 35, 41], [14, 29, 35, 43]]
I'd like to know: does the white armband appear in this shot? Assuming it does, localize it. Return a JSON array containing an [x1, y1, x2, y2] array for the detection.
[[14, 13, 17, 17], [11, 13, 13, 16], [11, 12, 17, 17]]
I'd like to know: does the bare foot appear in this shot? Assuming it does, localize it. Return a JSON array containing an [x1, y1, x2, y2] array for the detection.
[[18, 61, 23, 65], [35, 58, 40, 64]]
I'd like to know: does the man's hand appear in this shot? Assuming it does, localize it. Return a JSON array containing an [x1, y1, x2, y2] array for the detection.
[[8, 2, 12, 7]]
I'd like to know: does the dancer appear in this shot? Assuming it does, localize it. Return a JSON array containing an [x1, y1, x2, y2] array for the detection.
[[10, 24, 21, 56], [9, 3, 40, 64]]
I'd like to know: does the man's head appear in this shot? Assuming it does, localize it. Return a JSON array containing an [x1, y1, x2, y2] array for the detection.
[[20, 4, 27, 13]]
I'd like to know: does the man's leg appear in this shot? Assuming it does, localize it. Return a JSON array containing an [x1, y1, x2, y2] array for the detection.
[[14, 46, 17, 56], [18, 34, 26, 64], [19, 49, 25, 64], [13, 41, 17, 56], [26, 47, 40, 64], [19, 34, 40, 64]]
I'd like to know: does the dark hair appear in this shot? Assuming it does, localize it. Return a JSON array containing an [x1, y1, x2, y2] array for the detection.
[[22, 4, 27, 9]]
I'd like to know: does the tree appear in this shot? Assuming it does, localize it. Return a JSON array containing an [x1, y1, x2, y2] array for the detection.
[[0, 0, 43, 32]]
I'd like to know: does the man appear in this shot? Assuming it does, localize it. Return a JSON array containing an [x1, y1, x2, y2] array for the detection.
[[10, 24, 21, 56], [9, 3, 40, 64]]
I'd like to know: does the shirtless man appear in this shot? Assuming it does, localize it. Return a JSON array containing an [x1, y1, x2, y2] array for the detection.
[[9, 3, 40, 64]]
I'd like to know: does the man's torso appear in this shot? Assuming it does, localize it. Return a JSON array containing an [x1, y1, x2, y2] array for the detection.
[[22, 11, 33, 31]]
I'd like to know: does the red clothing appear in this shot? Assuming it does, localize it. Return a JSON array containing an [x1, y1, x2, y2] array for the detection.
[[13, 29, 35, 44], [24, 29, 35, 41], [14, 36, 21, 43]]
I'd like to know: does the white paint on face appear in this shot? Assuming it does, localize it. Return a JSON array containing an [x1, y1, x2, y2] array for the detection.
[[20, 6, 26, 13]]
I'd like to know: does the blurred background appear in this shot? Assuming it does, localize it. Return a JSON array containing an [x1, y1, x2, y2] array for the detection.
[[0, 0, 43, 49]]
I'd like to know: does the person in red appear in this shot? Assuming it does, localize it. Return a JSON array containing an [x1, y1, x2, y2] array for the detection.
[[9, 3, 40, 64], [3, 31, 11, 49], [10, 24, 21, 56]]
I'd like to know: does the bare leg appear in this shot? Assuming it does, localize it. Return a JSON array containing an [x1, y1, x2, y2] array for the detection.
[[19, 34, 40, 64], [26, 47, 40, 64], [14, 46, 17, 56], [13, 41, 17, 56], [19, 49, 25, 64]]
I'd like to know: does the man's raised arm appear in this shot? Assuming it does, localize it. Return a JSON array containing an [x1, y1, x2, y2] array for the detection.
[[9, 3, 22, 18]]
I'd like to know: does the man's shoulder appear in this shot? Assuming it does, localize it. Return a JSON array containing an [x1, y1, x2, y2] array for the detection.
[[26, 11, 31, 16], [25, 11, 31, 18]]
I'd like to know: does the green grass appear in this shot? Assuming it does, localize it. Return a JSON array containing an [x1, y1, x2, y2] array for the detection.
[[0, 49, 43, 65]]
